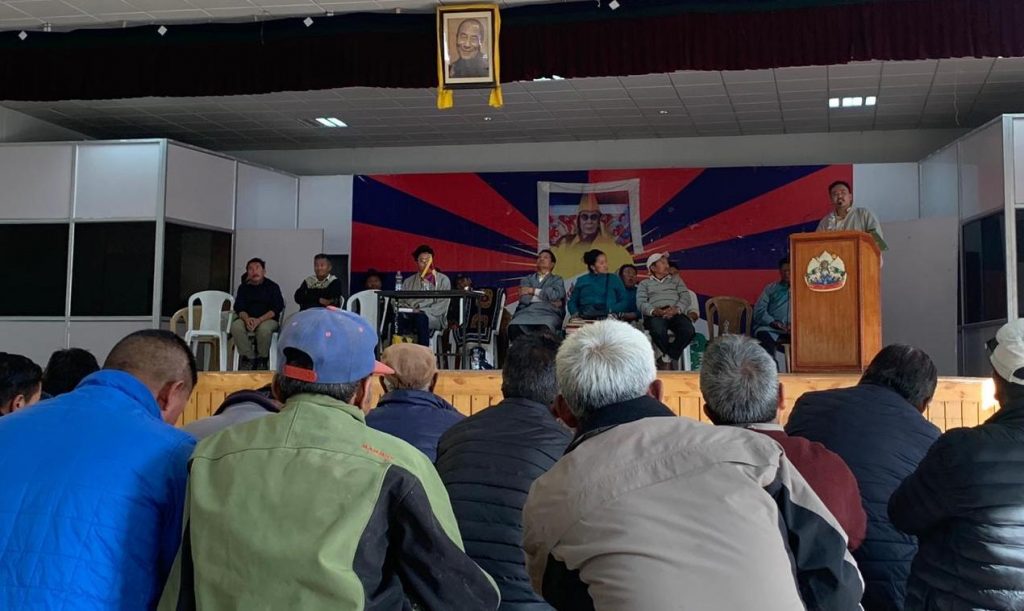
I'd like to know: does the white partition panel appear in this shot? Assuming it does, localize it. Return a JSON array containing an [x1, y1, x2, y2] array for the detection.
[[68, 321, 153, 364], [75, 143, 162, 219], [0, 321, 67, 366], [165, 144, 236, 230], [235, 229, 324, 321], [236, 164, 298, 230], [0, 144, 73, 219], [298, 175, 353, 254], [959, 121, 1005, 220], [919, 145, 959, 218], [1014, 117, 1024, 206], [853, 163, 920, 223], [881, 217, 959, 375]]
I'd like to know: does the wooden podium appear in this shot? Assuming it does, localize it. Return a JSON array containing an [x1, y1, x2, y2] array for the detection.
[[790, 231, 881, 373]]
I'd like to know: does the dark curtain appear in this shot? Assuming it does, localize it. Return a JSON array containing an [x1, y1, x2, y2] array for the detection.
[[1, 0, 1021, 101]]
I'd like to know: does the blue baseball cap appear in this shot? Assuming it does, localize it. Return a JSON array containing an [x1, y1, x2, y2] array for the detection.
[[278, 307, 393, 384]]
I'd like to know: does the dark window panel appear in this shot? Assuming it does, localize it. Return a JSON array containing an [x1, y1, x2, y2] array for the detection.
[[961, 212, 1006, 325], [0, 224, 69, 316], [162, 223, 233, 317], [71, 222, 155, 316]]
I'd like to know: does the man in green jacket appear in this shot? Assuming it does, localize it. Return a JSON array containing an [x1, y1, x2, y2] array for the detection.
[[160, 307, 499, 610]]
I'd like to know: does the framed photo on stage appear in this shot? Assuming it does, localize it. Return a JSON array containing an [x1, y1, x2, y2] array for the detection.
[[438, 6, 498, 89]]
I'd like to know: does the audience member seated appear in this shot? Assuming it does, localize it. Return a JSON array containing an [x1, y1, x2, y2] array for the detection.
[[364, 269, 384, 291], [0, 352, 42, 416], [889, 319, 1024, 610], [294, 253, 343, 311], [754, 257, 791, 358], [366, 343, 463, 461], [566, 249, 630, 321], [522, 320, 863, 611], [0, 331, 196, 608], [509, 249, 567, 342], [183, 384, 279, 440], [159, 308, 498, 609], [786, 344, 940, 611], [436, 333, 571, 608], [231, 257, 285, 371], [41, 347, 99, 398], [446, 273, 474, 326], [701, 334, 866, 551], [396, 244, 452, 346], [616, 263, 641, 324], [637, 251, 697, 370]]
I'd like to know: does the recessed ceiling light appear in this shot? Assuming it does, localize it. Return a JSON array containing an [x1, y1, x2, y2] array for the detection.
[[532, 75, 566, 82], [865, 96, 877, 106], [303, 16, 313, 27], [828, 97, 840, 108], [841, 96, 863, 107], [314, 117, 347, 128], [483, 116, 493, 121], [157, 25, 167, 36]]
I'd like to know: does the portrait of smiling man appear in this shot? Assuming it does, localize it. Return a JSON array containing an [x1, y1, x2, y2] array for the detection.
[[448, 17, 490, 79]]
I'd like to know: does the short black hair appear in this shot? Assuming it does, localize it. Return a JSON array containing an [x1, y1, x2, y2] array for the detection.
[[538, 249, 557, 265], [860, 344, 937, 410], [106, 329, 198, 388], [502, 333, 562, 406], [828, 180, 852, 193], [313, 253, 330, 262], [276, 348, 363, 403], [42, 348, 99, 397], [246, 257, 266, 269], [617, 264, 637, 276], [365, 269, 382, 281], [0, 353, 42, 409], [582, 249, 605, 271], [778, 257, 790, 268], [412, 245, 434, 260]]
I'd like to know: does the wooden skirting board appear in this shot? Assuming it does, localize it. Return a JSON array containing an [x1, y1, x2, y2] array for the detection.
[[181, 371, 996, 433]]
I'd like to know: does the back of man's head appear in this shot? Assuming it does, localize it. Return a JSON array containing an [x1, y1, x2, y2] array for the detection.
[[700, 335, 779, 425], [42, 348, 100, 397], [0, 353, 43, 415], [502, 332, 561, 406], [860, 344, 937, 411], [556, 320, 656, 421], [105, 330, 198, 423]]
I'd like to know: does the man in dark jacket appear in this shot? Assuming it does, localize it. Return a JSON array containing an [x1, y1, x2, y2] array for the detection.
[[366, 342, 463, 461], [232, 257, 285, 371], [436, 332, 570, 610], [787, 344, 941, 611], [184, 385, 279, 440], [889, 319, 1024, 611]]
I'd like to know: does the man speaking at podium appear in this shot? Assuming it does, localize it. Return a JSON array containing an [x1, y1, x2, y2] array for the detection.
[[817, 180, 888, 251]]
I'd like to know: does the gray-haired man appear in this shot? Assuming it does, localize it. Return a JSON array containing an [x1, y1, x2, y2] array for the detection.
[[523, 320, 863, 611]]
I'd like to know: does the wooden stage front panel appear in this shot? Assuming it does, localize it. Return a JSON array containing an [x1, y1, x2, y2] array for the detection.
[[182, 372, 995, 433]]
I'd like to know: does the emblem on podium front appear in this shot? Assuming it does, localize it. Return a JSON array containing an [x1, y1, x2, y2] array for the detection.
[[805, 251, 847, 292]]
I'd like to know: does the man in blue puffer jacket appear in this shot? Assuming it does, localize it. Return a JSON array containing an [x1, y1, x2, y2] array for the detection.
[[787, 344, 941, 611], [890, 320, 1024, 610], [367, 342, 463, 461], [0, 330, 197, 610]]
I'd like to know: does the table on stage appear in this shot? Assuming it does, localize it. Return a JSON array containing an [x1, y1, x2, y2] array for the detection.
[[374, 289, 486, 365]]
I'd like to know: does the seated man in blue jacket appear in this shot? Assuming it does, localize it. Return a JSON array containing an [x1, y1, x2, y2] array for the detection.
[[889, 319, 1024, 611], [367, 342, 463, 461], [786, 344, 941, 611], [0, 330, 197, 609]]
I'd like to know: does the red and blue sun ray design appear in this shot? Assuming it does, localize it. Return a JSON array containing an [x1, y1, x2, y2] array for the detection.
[[352, 164, 849, 308]]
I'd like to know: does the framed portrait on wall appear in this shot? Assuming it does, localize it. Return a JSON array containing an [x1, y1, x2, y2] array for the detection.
[[438, 6, 498, 89]]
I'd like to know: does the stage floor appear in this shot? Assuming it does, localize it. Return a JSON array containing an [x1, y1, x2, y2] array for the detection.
[[181, 371, 995, 433]]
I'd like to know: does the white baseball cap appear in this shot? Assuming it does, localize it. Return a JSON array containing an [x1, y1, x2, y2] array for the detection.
[[990, 319, 1024, 385], [645, 252, 671, 269]]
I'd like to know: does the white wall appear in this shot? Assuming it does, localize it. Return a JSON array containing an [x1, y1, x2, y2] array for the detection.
[[959, 121, 1005, 221], [0, 322, 68, 367], [853, 163, 920, 223], [231, 128, 965, 175], [75, 143, 163, 219], [0, 107, 88, 143], [235, 164, 299, 229], [0, 144, 74, 219], [298, 175, 353, 255], [881, 217, 959, 375], [235, 229, 324, 320], [919, 144, 959, 218], [165, 144, 236, 230]]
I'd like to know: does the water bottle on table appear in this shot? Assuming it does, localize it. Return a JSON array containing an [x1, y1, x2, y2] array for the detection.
[[394, 271, 403, 291]]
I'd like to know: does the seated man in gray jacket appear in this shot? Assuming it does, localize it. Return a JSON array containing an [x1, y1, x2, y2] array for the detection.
[[508, 249, 566, 342], [523, 320, 863, 611], [636, 252, 698, 369]]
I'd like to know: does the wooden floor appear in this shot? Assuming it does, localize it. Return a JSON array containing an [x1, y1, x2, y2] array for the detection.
[[181, 371, 996, 432]]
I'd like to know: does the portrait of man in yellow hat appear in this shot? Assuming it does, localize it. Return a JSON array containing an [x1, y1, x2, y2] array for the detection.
[[550, 192, 635, 278]]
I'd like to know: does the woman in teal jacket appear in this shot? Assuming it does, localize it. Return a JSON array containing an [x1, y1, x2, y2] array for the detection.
[[568, 249, 632, 319]]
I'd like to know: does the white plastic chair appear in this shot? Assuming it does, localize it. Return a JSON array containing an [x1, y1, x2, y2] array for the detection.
[[185, 291, 234, 372], [232, 329, 280, 372], [346, 290, 389, 337]]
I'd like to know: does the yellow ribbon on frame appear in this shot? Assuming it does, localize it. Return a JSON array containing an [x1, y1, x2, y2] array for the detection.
[[437, 4, 503, 110]]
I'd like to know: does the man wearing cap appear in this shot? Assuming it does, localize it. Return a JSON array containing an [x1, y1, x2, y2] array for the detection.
[[636, 252, 698, 370], [159, 307, 499, 610], [366, 343, 464, 461], [889, 320, 1024, 610]]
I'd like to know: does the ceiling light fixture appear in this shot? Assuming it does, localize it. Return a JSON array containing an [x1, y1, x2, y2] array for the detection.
[[17, 31, 27, 40], [828, 97, 839, 108], [303, 16, 313, 27], [865, 96, 877, 106], [483, 116, 493, 121], [841, 96, 863, 107], [658, 110, 669, 115], [314, 117, 347, 127], [829, 95, 877, 109], [532, 75, 565, 82], [157, 25, 167, 35], [609, 0, 620, 9]]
